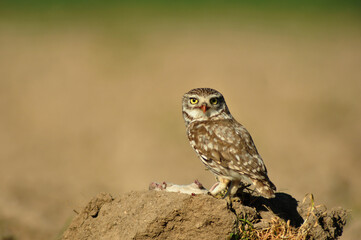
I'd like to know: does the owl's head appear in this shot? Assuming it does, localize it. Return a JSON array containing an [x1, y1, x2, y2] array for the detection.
[[182, 88, 232, 126]]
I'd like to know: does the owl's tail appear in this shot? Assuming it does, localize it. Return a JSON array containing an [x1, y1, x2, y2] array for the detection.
[[252, 178, 276, 198]]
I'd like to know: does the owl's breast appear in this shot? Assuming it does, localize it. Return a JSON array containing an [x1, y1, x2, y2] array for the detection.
[[187, 120, 239, 151], [187, 121, 215, 149], [187, 120, 237, 167]]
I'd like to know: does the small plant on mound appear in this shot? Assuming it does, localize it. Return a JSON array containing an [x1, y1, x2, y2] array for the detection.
[[255, 217, 300, 239], [230, 215, 307, 240]]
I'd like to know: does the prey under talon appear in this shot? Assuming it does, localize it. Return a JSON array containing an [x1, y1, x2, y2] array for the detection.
[[149, 180, 208, 195]]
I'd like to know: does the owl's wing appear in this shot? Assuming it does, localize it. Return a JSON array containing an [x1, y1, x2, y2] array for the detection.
[[188, 119, 268, 180]]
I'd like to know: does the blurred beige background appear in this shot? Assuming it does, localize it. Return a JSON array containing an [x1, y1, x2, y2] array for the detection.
[[0, 2, 360, 239]]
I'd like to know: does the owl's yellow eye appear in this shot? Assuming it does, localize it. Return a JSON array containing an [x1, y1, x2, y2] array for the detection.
[[190, 98, 199, 105], [210, 98, 218, 105]]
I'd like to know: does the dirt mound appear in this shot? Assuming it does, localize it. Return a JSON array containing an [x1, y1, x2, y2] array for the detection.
[[62, 191, 347, 240]]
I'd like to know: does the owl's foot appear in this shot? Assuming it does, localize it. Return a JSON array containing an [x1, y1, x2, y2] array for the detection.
[[222, 181, 242, 209], [222, 180, 240, 199], [208, 179, 230, 196], [225, 193, 242, 210], [207, 183, 223, 198], [209, 181, 229, 196]]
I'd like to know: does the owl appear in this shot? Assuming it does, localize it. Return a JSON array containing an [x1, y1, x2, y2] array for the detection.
[[182, 88, 276, 198]]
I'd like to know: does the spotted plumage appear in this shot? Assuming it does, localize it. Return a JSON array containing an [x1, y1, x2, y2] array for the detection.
[[182, 88, 276, 198]]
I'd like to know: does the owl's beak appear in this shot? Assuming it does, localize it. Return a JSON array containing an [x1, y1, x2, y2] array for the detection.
[[200, 104, 208, 113]]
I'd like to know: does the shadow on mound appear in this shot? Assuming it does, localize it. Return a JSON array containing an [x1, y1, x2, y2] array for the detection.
[[231, 189, 348, 239], [240, 191, 304, 227]]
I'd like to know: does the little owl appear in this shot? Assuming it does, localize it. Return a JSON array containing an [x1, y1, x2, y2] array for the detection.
[[182, 88, 276, 198]]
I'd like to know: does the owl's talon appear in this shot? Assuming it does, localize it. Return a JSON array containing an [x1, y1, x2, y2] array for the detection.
[[226, 198, 233, 210]]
